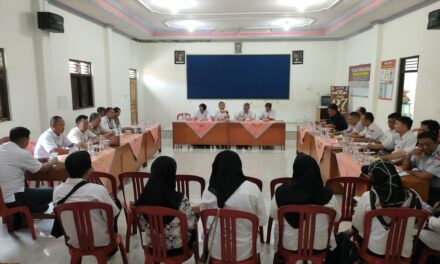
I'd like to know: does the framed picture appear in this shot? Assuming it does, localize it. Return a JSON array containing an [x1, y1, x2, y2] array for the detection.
[[174, 50, 185, 64], [292, 50, 303, 65], [234, 42, 242, 54]]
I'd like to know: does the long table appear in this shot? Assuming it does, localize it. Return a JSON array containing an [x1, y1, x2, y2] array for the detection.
[[173, 121, 286, 149], [26, 125, 162, 191], [296, 126, 430, 201]]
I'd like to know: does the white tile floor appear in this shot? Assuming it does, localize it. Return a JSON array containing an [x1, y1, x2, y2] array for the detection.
[[0, 138, 347, 263]]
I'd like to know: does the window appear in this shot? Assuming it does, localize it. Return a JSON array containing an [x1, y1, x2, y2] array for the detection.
[[397, 56, 419, 118], [0, 48, 11, 121], [69, 59, 94, 110]]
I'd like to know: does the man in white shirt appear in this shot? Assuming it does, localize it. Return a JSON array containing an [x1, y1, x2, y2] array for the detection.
[[88, 113, 107, 136], [214, 101, 230, 121], [351, 112, 384, 142], [192, 103, 211, 121], [53, 151, 120, 249], [379, 116, 417, 162], [34, 116, 73, 159], [97, 107, 106, 117], [67, 115, 98, 145], [100, 107, 117, 133], [379, 112, 401, 152], [260, 102, 276, 120], [346, 112, 363, 135], [235, 103, 255, 121], [0, 127, 57, 227]]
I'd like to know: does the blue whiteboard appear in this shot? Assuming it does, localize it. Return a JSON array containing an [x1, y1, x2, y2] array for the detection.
[[187, 55, 290, 99]]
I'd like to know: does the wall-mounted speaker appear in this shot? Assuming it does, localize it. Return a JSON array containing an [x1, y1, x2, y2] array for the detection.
[[37, 12, 64, 33]]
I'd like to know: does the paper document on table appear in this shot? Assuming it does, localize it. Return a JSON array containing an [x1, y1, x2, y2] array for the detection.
[[398, 171, 410, 177]]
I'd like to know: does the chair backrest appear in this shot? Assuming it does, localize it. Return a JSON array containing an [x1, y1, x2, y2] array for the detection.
[[132, 206, 190, 260], [118, 172, 150, 205], [54, 201, 117, 252], [88, 171, 118, 198], [270, 177, 291, 198], [25, 140, 37, 156], [277, 205, 336, 257], [245, 176, 263, 191], [361, 208, 428, 261], [201, 208, 259, 263], [175, 174, 205, 200], [177, 113, 191, 120], [325, 176, 370, 221], [0, 136, 9, 145]]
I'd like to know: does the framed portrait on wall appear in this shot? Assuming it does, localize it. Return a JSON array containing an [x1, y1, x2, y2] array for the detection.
[[235, 42, 242, 54], [292, 50, 303, 65], [174, 50, 185, 64]]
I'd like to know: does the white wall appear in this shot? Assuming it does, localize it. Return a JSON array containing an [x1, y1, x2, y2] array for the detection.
[[0, 0, 145, 138], [335, 1, 440, 129], [143, 41, 340, 130]]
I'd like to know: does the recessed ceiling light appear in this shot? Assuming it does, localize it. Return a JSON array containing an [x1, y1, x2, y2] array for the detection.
[[170, 20, 209, 32], [278, 0, 340, 13], [272, 18, 314, 30], [143, 0, 197, 14]]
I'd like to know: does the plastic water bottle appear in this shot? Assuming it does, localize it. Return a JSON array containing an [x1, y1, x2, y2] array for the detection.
[[87, 139, 94, 155]]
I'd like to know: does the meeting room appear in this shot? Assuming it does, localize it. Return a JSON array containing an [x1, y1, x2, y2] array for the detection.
[[1, 0, 440, 263]]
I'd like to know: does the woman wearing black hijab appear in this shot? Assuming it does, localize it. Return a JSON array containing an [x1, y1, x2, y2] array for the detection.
[[352, 159, 422, 258], [270, 153, 341, 252], [135, 156, 198, 256], [200, 150, 267, 261]]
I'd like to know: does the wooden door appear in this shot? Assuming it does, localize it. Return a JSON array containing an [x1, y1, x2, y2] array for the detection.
[[130, 78, 138, 125]]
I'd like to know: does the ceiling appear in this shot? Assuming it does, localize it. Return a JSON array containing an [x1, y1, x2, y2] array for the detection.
[[50, 0, 436, 41]]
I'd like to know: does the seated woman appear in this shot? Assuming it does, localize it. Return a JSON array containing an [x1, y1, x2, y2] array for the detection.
[[352, 159, 422, 258], [135, 156, 198, 256], [200, 150, 267, 261], [270, 153, 341, 258]]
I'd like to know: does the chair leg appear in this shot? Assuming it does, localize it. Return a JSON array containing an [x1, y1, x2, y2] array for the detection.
[[70, 254, 82, 264], [193, 240, 200, 263], [118, 241, 129, 264], [5, 215, 14, 233], [419, 247, 431, 264], [95, 253, 108, 264], [266, 217, 273, 244], [125, 216, 132, 253], [23, 209, 37, 240]]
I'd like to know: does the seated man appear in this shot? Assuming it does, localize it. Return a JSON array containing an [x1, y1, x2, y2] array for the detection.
[[260, 102, 276, 120], [379, 112, 401, 152], [88, 112, 110, 136], [100, 107, 117, 133], [67, 115, 98, 145], [0, 127, 57, 227], [323, 103, 348, 131], [35, 116, 73, 159], [351, 112, 384, 142], [402, 131, 440, 206], [113, 107, 122, 129], [97, 106, 106, 118], [416, 119, 440, 139], [356, 106, 366, 117], [345, 112, 363, 135], [214, 101, 230, 121], [235, 102, 255, 121], [193, 103, 211, 121], [53, 151, 120, 249], [379, 116, 417, 162]]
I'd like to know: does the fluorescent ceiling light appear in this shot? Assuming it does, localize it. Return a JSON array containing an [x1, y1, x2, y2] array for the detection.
[[278, 0, 340, 13], [146, 0, 197, 14], [272, 18, 314, 30], [168, 20, 211, 32]]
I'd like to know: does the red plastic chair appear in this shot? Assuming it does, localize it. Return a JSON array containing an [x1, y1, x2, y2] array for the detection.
[[274, 205, 336, 264], [88, 171, 118, 198], [118, 171, 150, 251], [266, 177, 291, 243], [356, 208, 428, 264], [201, 208, 259, 264], [175, 174, 206, 200], [245, 176, 264, 243], [0, 186, 37, 240], [132, 206, 199, 264], [177, 113, 191, 120], [325, 176, 370, 232], [54, 201, 128, 264], [419, 245, 440, 264]]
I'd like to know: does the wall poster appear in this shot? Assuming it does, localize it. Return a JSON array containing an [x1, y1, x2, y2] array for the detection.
[[349, 64, 371, 97], [330, 86, 350, 118], [378, 59, 396, 100]]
